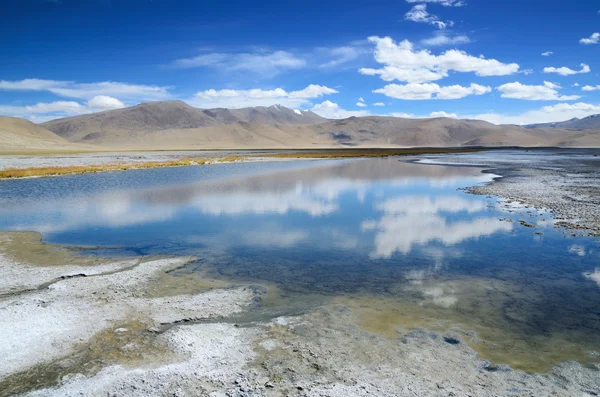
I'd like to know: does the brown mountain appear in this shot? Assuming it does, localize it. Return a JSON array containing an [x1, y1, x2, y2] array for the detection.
[[0, 116, 93, 153], [41, 100, 326, 143], [28, 101, 600, 149]]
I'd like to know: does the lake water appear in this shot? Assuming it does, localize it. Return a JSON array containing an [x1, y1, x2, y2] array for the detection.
[[1, 152, 599, 372]]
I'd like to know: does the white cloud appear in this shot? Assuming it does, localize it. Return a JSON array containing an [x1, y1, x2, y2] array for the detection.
[[543, 64, 590, 76], [573, 82, 580, 87], [541, 51, 553, 56], [464, 102, 600, 125], [170, 50, 306, 76], [87, 95, 125, 110], [356, 102, 368, 107], [580, 32, 600, 45], [582, 85, 600, 91], [319, 46, 364, 68], [430, 111, 458, 118], [390, 112, 416, 118], [373, 102, 386, 106], [0, 78, 171, 100], [421, 33, 470, 47], [365, 195, 511, 258], [0, 100, 90, 121], [405, 4, 452, 29], [191, 84, 338, 109], [373, 82, 491, 100], [359, 36, 519, 83], [405, 0, 465, 7], [568, 244, 586, 256], [584, 268, 600, 288], [497, 81, 580, 101], [311, 100, 369, 119]]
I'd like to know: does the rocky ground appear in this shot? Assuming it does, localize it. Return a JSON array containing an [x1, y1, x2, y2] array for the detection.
[[421, 149, 600, 236]]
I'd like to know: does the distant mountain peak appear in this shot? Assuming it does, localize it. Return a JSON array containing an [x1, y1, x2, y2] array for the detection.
[[525, 113, 600, 130]]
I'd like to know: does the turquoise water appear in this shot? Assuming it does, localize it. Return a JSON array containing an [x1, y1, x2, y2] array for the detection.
[[1, 152, 599, 369]]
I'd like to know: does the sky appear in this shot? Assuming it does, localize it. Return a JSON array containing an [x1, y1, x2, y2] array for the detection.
[[0, 0, 599, 124]]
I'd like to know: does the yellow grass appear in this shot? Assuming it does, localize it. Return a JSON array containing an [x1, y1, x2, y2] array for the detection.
[[0, 158, 209, 179], [0, 148, 482, 179]]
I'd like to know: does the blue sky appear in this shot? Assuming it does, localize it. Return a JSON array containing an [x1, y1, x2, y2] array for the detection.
[[1, 0, 599, 124]]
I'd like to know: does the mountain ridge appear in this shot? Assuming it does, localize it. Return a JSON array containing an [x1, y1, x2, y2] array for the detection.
[[1, 101, 598, 151], [525, 114, 600, 130]]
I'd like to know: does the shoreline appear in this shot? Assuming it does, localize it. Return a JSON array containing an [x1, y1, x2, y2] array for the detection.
[[1, 153, 600, 396], [1, 230, 598, 396], [0, 148, 482, 179]]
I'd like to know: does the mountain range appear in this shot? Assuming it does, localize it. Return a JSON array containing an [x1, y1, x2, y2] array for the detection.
[[524, 114, 600, 130], [1, 101, 599, 152]]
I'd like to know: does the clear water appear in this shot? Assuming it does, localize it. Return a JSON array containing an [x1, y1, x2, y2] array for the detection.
[[1, 152, 599, 371]]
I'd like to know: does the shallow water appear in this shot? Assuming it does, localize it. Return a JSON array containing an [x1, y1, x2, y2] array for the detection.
[[1, 151, 599, 371]]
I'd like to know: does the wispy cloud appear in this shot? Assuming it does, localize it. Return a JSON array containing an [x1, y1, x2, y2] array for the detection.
[[421, 33, 470, 47], [405, 4, 453, 29], [0, 79, 172, 100], [0, 95, 125, 122], [406, 0, 465, 7], [169, 50, 306, 76]]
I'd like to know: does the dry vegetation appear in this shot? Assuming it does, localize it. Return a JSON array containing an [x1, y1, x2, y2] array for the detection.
[[257, 148, 481, 159], [0, 148, 481, 179], [0, 158, 209, 179]]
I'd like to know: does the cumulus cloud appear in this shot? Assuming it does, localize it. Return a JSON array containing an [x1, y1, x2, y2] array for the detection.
[[497, 81, 580, 101], [543, 64, 590, 76], [405, 4, 452, 29], [373, 102, 386, 106], [169, 50, 306, 76], [582, 85, 600, 91], [405, 0, 465, 6], [356, 97, 367, 107], [359, 36, 519, 83], [87, 95, 125, 110], [421, 33, 471, 47], [0, 78, 171, 100], [580, 33, 600, 45], [373, 82, 491, 100], [310, 100, 369, 119], [191, 84, 338, 109], [541, 51, 553, 56]]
